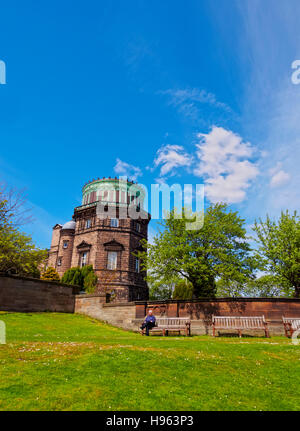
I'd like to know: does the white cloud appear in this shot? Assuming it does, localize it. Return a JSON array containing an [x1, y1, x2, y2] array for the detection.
[[269, 163, 291, 188], [153, 144, 191, 178], [113, 158, 142, 181], [194, 126, 259, 204]]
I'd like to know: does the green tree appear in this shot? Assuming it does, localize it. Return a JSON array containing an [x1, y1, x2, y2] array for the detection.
[[252, 211, 300, 297], [41, 267, 60, 282], [172, 279, 193, 300], [245, 275, 294, 298], [137, 204, 256, 298], [0, 200, 47, 277], [216, 274, 294, 298], [149, 282, 173, 300]]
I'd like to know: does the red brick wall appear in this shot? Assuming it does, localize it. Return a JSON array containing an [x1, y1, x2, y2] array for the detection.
[[0, 274, 79, 312], [136, 298, 300, 332]]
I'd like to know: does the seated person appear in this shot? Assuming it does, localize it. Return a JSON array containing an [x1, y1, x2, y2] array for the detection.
[[140, 309, 156, 336]]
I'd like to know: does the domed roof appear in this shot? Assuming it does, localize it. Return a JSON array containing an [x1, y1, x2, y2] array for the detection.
[[61, 220, 76, 230]]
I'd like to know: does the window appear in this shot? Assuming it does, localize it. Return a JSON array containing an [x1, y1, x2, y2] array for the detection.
[[136, 222, 141, 232], [135, 257, 140, 273], [80, 251, 88, 267], [110, 218, 119, 228], [57, 257, 62, 266], [63, 241, 68, 249], [86, 219, 91, 229], [107, 251, 117, 270]]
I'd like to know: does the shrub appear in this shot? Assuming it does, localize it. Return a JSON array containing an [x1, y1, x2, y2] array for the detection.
[[84, 271, 98, 294], [81, 264, 94, 279], [172, 279, 193, 300], [61, 265, 98, 292], [72, 268, 84, 287], [41, 267, 60, 282], [61, 267, 78, 285]]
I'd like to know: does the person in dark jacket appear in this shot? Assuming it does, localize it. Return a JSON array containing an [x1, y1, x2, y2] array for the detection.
[[140, 309, 156, 336]]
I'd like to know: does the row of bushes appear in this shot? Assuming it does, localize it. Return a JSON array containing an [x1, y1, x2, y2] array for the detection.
[[41, 265, 98, 293]]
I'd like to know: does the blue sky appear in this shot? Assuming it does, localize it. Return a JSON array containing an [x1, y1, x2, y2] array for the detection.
[[0, 0, 300, 248]]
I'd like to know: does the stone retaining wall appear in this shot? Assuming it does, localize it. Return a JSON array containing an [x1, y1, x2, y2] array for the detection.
[[0, 274, 79, 313], [75, 294, 136, 330]]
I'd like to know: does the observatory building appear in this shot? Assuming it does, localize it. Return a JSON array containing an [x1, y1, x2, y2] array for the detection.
[[47, 177, 151, 302]]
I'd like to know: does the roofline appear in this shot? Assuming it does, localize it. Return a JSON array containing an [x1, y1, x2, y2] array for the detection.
[[82, 177, 139, 191]]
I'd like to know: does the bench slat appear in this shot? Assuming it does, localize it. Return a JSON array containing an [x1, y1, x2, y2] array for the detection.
[[212, 315, 269, 337], [141, 317, 191, 336]]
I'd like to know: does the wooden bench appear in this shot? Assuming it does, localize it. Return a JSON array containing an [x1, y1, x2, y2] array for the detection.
[[212, 315, 270, 338], [142, 318, 191, 336], [282, 317, 300, 338]]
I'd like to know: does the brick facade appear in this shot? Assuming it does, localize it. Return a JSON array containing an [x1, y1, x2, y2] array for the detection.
[[47, 178, 151, 302]]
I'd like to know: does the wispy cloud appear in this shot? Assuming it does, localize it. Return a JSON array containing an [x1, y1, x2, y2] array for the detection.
[[234, 1, 300, 213], [160, 87, 232, 121], [114, 158, 142, 181]]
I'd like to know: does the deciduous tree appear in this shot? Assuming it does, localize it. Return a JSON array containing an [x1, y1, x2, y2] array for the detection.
[[0, 201, 47, 277], [252, 211, 300, 297], [137, 204, 256, 298]]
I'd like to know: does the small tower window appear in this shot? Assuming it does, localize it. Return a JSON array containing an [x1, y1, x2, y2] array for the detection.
[[110, 218, 119, 228], [63, 241, 69, 249], [86, 219, 91, 229], [135, 257, 140, 273], [136, 222, 141, 232], [57, 257, 62, 266], [107, 251, 117, 270]]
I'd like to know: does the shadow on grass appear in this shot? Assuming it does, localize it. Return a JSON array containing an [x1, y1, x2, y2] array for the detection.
[[216, 332, 269, 339]]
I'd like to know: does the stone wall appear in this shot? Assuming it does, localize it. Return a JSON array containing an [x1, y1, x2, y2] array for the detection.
[[135, 298, 300, 336], [0, 274, 79, 313], [2, 273, 299, 337], [75, 294, 136, 330]]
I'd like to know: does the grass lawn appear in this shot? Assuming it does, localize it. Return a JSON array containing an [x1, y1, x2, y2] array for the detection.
[[0, 311, 299, 411]]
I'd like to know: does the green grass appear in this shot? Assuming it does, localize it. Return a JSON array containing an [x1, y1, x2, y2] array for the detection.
[[0, 311, 299, 411]]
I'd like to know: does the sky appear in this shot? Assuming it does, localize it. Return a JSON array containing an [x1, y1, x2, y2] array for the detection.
[[0, 0, 300, 248]]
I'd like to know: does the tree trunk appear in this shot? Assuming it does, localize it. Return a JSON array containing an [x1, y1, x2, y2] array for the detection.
[[294, 287, 300, 298]]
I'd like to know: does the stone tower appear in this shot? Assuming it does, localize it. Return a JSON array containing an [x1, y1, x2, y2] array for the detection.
[[47, 177, 151, 302]]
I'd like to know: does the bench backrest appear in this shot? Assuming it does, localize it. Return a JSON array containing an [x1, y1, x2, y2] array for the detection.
[[282, 317, 300, 329], [212, 316, 266, 329], [156, 318, 190, 327]]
